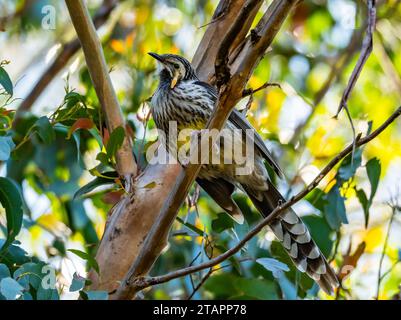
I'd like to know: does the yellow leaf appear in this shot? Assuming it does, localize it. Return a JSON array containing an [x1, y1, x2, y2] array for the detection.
[[363, 226, 383, 253], [143, 181, 157, 189], [265, 88, 286, 133], [110, 39, 125, 54]]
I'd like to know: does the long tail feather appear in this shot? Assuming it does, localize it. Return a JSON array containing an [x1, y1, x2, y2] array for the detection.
[[242, 182, 339, 295]]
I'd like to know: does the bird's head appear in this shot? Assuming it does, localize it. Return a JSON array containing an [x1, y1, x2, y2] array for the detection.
[[148, 53, 197, 89]]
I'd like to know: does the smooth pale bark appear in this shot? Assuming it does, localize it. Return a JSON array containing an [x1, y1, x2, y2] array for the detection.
[[65, 0, 137, 179]]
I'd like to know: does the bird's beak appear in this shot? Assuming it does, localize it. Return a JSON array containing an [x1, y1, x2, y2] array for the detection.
[[148, 52, 164, 63], [171, 72, 179, 89]]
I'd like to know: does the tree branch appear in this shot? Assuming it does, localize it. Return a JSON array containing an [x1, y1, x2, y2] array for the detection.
[[125, 105, 401, 292], [335, 0, 376, 117], [215, 0, 263, 88], [112, 0, 299, 300], [65, 0, 136, 180], [192, 0, 263, 83]]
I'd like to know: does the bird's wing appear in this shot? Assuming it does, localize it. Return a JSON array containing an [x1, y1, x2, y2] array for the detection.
[[194, 80, 284, 177], [196, 177, 244, 224]]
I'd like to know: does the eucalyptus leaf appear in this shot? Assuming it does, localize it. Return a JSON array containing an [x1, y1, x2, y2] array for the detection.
[[85, 290, 108, 300], [0, 177, 24, 254], [323, 184, 348, 230], [0, 66, 13, 95], [68, 249, 99, 274], [256, 257, 289, 278], [0, 264, 10, 280], [366, 158, 381, 200], [338, 148, 362, 181], [0, 136, 15, 161], [211, 212, 234, 233], [73, 171, 118, 199], [32, 116, 55, 144], [106, 126, 125, 159], [0, 277, 24, 300], [70, 273, 85, 292]]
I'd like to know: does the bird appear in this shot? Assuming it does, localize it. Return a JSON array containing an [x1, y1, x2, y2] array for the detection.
[[148, 52, 339, 295]]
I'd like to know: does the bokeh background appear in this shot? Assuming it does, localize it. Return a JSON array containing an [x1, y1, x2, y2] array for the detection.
[[1, 0, 401, 300]]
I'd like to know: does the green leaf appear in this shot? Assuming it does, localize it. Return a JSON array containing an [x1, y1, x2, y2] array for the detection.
[[338, 148, 362, 181], [304, 188, 327, 212], [13, 262, 44, 290], [270, 241, 314, 296], [36, 285, 59, 300], [277, 275, 297, 300], [143, 181, 157, 189], [204, 273, 240, 298], [366, 158, 381, 199], [0, 66, 13, 96], [0, 264, 10, 280], [361, 158, 381, 228], [106, 126, 125, 159], [323, 184, 348, 230], [256, 258, 289, 278], [96, 152, 110, 166], [356, 188, 369, 226], [0, 136, 15, 161], [176, 217, 205, 237], [0, 277, 24, 300], [0, 177, 24, 255], [72, 131, 86, 169], [32, 116, 55, 144], [85, 290, 108, 300], [303, 215, 333, 257], [64, 91, 86, 109], [68, 249, 99, 274], [52, 238, 66, 256], [211, 212, 234, 233], [73, 171, 118, 199], [88, 128, 103, 148], [0, 240, 29, 267], [22, 292, 33, 300], [234, 278, 278, 300], [70, 273, 85, 292]]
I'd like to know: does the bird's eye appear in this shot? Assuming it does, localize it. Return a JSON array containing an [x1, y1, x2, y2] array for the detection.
[[173, 63, 180, 69]]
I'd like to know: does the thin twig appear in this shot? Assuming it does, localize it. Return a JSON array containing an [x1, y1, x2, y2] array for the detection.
[[333, 0, 376, 164], [289, 26, 365, 145], [242, 82, 281, 97], [335, 0, 376, 117], [187, 268, 213, 300], [376, 205, 397, 299]]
